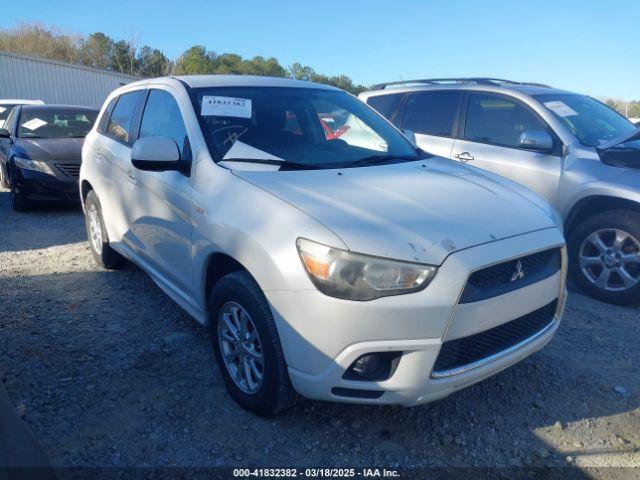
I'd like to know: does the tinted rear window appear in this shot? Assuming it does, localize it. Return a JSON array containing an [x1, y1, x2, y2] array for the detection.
[[401, 91, 462, 137]]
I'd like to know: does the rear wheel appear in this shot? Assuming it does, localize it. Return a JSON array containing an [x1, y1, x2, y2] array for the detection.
[[84, 190, 126, 269], [209, 271, 297, 416], [569, 210, 640, 305]]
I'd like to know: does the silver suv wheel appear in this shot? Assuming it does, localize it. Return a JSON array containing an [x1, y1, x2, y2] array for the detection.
[[218, 301, 264, 394], [87, 203, 103, 255], [579, 228, 640, 292]]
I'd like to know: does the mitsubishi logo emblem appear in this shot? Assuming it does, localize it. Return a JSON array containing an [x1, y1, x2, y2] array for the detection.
[[510, 260, 525, 282]]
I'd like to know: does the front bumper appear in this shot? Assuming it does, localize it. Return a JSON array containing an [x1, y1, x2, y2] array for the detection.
[[12, 167, 80, 202], [266, 227, 567, 406]]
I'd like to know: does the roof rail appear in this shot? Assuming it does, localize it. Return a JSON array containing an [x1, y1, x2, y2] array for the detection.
[[371, 78, 550, 90]]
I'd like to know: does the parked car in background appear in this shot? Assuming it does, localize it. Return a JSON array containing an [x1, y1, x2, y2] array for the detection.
[[361, 78, 640, 304], [0, 99, 44, 128], [80, 75, 566, 415], [0, 104, 98, 211]]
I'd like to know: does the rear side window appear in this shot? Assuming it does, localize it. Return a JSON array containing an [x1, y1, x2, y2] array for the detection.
[[366, 94, 403, 125], [106, 90, 143, 145], [139, 89, 191, 161], [464, 93, 548, 148], [97, 98, 117, 134], [401, 91, 462, 137]]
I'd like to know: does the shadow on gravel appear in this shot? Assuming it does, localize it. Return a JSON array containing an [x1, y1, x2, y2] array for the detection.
[[0, 190, 85, 253]]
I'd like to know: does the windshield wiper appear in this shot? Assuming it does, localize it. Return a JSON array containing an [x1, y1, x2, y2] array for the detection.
[[219, 158, 322, 170], [340, 154, 422, 168]]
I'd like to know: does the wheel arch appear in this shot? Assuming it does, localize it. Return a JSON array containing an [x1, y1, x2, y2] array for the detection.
[[203, 252, 251, 308], [565, 195, 640, 235]]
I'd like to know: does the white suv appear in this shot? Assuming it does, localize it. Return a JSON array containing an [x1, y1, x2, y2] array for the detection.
[[80, 75, 566, 415]]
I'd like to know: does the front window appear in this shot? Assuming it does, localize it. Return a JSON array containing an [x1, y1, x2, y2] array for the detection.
[[0, 104, 18, 127], [535, 93, 637, 147], [191, 87, 420, 169], [18, 109, 98, 139]]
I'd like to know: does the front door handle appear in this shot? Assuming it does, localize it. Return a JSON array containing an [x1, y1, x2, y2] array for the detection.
[[454, 152, 475, 162], [126, 170, 138, 186]]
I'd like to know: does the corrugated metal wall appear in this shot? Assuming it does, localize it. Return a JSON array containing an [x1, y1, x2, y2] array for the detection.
[[0, 52, 140, 108]]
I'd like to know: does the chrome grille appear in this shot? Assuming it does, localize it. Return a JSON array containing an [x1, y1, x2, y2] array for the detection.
[[56, 163, 81, 178], [432, 300, 557, 377]]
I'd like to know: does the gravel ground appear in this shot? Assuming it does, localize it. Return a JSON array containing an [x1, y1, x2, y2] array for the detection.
[[0, 187, 639, 476]]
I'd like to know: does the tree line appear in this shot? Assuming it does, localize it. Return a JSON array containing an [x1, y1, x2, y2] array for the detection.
[[0, 24, 367, 94], [604, 99, 640, 119]]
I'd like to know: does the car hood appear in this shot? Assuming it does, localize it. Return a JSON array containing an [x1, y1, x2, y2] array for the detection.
[[14, 138, 84, 163], [596, 128, 640, 170], [234, 157, 557, 265]]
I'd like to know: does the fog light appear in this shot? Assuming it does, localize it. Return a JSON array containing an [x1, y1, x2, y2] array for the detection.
[[343, 352, 402, 381]]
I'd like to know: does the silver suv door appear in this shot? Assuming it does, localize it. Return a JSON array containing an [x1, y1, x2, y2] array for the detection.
[[129, 88, 193, 295], [451, 92, 562, 203], [397, 91, 464, 158]]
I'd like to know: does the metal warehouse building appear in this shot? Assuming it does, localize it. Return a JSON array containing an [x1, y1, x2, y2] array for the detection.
[[0, 51, 139, 108]]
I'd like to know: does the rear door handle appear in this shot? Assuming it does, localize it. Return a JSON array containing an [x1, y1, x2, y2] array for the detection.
[[454, 152, 475, 162]]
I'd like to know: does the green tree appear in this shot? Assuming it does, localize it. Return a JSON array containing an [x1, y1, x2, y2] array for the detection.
[[110, 39, 137, 75], [173, 45, 216, 74], [81, 32, 114, 69], [137, 45, 170, 77]]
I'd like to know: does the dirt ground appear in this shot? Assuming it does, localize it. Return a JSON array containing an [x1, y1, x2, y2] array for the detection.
[[0, 187, 638, 477]]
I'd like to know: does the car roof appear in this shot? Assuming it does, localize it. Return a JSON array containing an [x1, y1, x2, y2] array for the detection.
[[361, 81, 576, 99], [126, 74, 341, 91], [0, 99, 44, 105], [20, 104, 98, 112]]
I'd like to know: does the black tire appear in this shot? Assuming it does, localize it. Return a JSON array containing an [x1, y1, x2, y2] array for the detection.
[[569, 210, 640, 305], [209, 271, 298, 416], [84, 190, 126, 270], [10, 181, 29, 212]]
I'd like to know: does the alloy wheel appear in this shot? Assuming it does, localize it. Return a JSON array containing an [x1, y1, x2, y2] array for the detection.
[[579, 228, 640, 292], [217, 301, 264, 394], [87, 204, 103, 255]]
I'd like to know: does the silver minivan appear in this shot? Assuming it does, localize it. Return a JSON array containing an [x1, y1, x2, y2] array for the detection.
[[361, 79, 640, 304]]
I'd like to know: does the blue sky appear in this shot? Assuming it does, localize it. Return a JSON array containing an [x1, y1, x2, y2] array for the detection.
[[3, 0, 638, 99]]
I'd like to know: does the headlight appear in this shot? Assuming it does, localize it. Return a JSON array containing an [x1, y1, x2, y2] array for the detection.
[[296, 238, 437, 301], [14, 156, 55, 175]]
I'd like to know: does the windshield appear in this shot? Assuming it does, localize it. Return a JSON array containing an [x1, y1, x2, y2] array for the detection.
[[535, 93, 637, 147], [190, 86, 420, 169], [17, 109, 98, 139]]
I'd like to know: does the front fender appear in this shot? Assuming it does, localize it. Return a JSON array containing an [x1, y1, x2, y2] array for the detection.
[[190, 165, 347, 309]]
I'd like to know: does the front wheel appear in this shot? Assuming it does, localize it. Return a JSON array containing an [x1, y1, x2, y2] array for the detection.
[[84, 190, 126, 270], [209, 271, 298, 416], [569, 210, 640, 305], [10, 182, 29, 212], [0, 164, 9, 189]]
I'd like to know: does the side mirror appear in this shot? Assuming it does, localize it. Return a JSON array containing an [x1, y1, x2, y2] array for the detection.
[[518, 130, 553, 151], [0, 128, 11, 139], [131, 136, 182, 172], [401, 129, 417, 147]]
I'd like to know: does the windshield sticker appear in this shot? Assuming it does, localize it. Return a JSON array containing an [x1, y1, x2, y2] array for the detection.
[[0, 107, 6, 113], [201, 96, 252, 118], [222, 140, 284, 161], [21, 118, 48, 130], [544, 101, 578, 118]]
